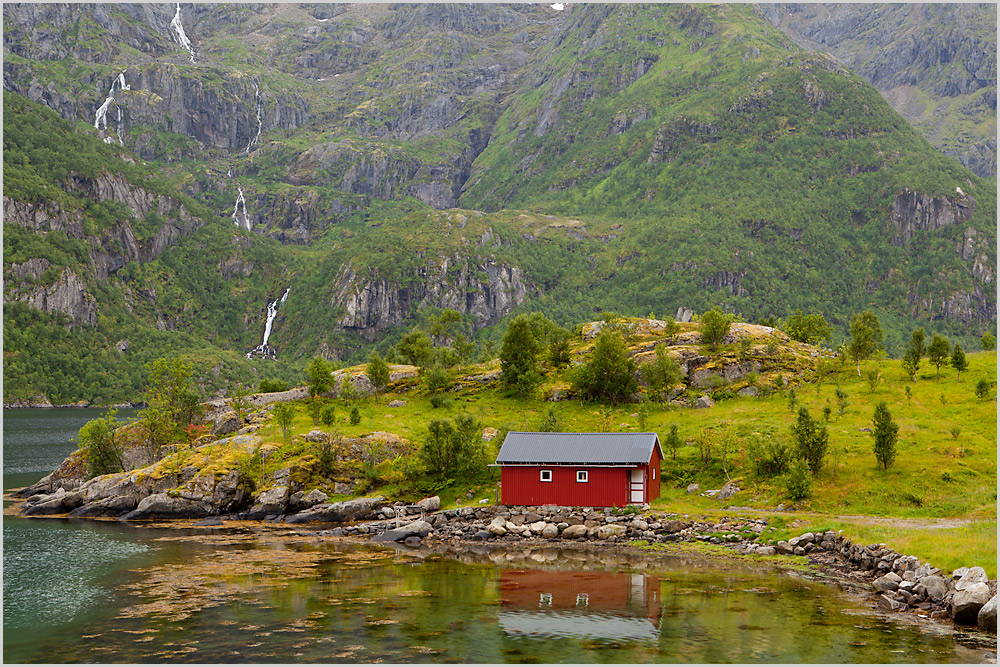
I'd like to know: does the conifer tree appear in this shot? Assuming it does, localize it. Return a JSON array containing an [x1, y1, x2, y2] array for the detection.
[[950, 343, 969, 381], [871, 401, 898, 470]]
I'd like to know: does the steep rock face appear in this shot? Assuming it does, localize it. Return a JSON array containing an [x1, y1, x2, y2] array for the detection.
[[2, 196, 86, 238], [761, 3, 997, 177], [890, 188, 974, 246], [335, 258, 528, 340], [6, 268, 97, 326]]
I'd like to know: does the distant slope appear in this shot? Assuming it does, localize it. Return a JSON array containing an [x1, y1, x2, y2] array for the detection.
[[760, 3, 997, 178]]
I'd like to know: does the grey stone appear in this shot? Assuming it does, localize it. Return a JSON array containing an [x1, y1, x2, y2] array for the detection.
[[388, 400, 407, 407], [417, 495, 441, 512], [630, 519, 649, 531], [334, 481, 353, 495], [717, 481, 739, 500], [775, 541, 794, 555], [952, 583, 992, 624], [952, 566, 970, 580], [793, 546, 806, 556], [686, 484, 701, 494], [488, 515, 507, 536], [373, 520, 434, 543], [873, 573, 902, 593], [404, 536, 422, 546], [878, 594, 906, 612], [122, 493, 211, 520], [694, 395, 715, 409], [305, 430, 329, 443], [542, 523, 559, 538], [284, 496, 385, 524], [67, 495, 137, 517], [596, 524, 627, 540], [664, 520, 686, 533], [977, 594, 997, 632], [919, 575, 951, 602], [756, 546, 777, 556], [194, 517, 224, 526], [955, 566, 989, 591], [562, 524, 589, 539]]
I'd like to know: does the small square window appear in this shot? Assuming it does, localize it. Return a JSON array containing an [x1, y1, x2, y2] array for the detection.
[[540, 470, 552, 482], [576, 470, 588, 483]]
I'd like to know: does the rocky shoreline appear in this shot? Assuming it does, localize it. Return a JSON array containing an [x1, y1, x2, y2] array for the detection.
[[10, 483, 996, 645]]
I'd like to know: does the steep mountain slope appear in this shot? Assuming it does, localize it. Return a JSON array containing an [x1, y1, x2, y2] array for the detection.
[[2, 3, 996, 405], [760, 3, 997, 178]]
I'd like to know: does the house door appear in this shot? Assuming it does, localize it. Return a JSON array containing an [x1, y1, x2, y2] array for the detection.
[[630, 468, 645, 503]]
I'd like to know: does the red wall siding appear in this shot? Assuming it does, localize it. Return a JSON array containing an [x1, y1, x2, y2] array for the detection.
[[648, 446, 661, 502], [501, 466, 629, 507]]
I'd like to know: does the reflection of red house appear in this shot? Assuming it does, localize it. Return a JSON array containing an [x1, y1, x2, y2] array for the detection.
[[498, 569, 662, 641], [495, 432, 662, 507]]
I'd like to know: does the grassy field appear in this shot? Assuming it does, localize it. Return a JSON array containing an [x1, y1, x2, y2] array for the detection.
[[232, 341, 997, 575]]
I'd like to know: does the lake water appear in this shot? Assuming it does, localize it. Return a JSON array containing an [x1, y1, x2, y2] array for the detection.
[[2, 409, 987, 663]]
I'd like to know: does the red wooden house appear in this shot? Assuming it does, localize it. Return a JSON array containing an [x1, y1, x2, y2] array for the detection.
[[495, 432, 663, 507]]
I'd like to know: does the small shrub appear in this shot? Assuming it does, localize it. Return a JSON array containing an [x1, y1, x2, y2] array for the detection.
[[77, 410, 125, 478], [665, 424, 680, 460], [315, 440, 336, 478], [350, 407, 361, 425], [822, 406, 832, 422], [430, 395, 453, 409], [307, 400, 324, 425], [949, 425, 961, 440], [904, 385, 912, 401], [865, 369, 880, 392], [786, 388, 797, 412], [320, 404, 336, 426], [783, 459, 812, 500], [747, 437, 792, 478], [871, 401, 899, 471], [975, 379, 994, 401], [982, 332, 996, 351]]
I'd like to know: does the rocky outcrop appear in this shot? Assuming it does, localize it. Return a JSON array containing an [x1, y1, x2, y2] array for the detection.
[[890, 188, 974, 247], [335, 257, 528, 338], [283, 496, 386, 524], [7, 268, 97, 327]]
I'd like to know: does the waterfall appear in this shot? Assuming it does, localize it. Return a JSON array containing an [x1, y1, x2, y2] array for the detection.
[[94, 71, 130, 145], [232, 186, 251, 230], [246, 288, 291, 359], [169, 3, 196, 63], [246, 84, 262, 154]]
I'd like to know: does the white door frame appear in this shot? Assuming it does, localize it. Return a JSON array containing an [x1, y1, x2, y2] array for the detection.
[[630, 467, 645, 503]]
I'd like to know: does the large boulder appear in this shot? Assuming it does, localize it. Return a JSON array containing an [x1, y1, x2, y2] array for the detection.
[[288, 488, 328, 512], [595, 524, 626, 540], [68, 495, 138, 517], [416, 496, 441, 512], [212, 410, 240, 436], [488, 515, 507, 536], [562, 524, 588, 539], [121, 493, 212, 520], [952, 583, 992, 624], [954, 566, 989, 591], [918, 575, 951, 602], [694, 395, 715, 409], [717, 481, 740, 500], [284, 496, 385, 524], [872, 573, 902, 593], [977, 595, 997, 632], [372, 520, 433, 543], [248, 485, 290, 518]]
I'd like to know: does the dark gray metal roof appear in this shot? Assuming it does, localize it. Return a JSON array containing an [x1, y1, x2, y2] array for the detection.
[[495, 432, 663, 465]]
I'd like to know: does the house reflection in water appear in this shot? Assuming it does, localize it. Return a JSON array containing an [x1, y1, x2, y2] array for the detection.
[[498, 569, 662, 642]]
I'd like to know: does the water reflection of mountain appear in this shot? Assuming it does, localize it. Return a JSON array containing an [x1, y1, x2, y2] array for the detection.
[[498, 569, 662, 641]]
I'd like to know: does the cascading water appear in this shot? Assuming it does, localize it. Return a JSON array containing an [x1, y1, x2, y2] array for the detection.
[[231, 187, 251, 230], [170, 3, 196, 63], [246, 288, 290, 359], [94, 71, 130, 145], [245, 84, 262, 154]]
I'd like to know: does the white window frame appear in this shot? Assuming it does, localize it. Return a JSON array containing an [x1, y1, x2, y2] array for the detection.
[[576, 470, 589, 483], [652, 468, 656, 480], [540, 469, 552, 482]]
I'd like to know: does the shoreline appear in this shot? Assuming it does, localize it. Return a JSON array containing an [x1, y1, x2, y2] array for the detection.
[[6, 491, 997, 658]]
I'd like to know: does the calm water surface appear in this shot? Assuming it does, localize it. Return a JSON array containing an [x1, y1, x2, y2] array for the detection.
[[2, 409, 987, 663]]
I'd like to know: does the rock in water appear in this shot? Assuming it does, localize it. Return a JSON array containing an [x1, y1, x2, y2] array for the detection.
[[952, 583, 992, 624], [373, 520, 434, 543], [977, 595, 997, 632], [121, 493, 211, 520], [284, 496, 386, 524]]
